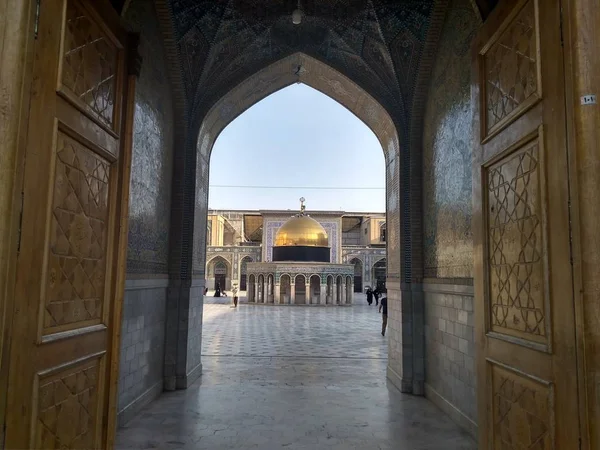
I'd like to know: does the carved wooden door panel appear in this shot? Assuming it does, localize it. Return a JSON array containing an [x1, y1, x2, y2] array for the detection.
[[5, 0, 129, 448], [472, 0, 580, 448]]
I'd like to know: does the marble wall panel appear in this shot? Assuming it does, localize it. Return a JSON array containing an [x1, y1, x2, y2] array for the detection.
[[124, 0, 174, 275], [422, 0, 479, 279]]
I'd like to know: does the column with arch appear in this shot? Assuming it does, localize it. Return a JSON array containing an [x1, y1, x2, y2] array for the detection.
[[326, 275, 333, 304], [294, 275, 306, 305], [248, 274, 256, 302], [257, 274, 265, 303], [350, 257, 363, 293], [267, 274, 274, 303], [309, 275, 320, 305], [239, 256, 252, 291], [280, 274, 291, 304]]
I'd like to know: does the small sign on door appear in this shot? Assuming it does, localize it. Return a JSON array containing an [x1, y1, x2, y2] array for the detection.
[[581, 95, 597, 105]]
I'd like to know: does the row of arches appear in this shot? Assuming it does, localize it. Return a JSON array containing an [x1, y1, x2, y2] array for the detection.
[[247, 274, 353, 305], [208, 255, 386, 293], [347, 257, 387, 292]]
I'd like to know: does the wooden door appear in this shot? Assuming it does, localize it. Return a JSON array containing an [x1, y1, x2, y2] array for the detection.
[[5, 0, 131, 448], [472, 0, 580, 448]]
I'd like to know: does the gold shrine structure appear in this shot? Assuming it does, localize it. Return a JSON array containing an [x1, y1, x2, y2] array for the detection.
[[246, 199, 354, 305]]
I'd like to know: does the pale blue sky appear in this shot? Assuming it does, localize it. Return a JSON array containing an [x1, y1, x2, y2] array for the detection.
[[209, 84, 385, 213]]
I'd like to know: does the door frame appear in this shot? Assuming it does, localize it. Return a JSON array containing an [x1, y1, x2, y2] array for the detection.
[[0, 0, 139, 447]]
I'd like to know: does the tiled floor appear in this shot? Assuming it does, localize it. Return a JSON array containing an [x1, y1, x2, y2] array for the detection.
[[116, 296, 476, 450], [201, 294, 388, 359]]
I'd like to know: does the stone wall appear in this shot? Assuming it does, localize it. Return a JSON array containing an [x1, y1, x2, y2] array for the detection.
[[118, 0, 174, 425], [423, 283, 476, 436], [421, 0, 479, 437], [117, 280, 168, 426]]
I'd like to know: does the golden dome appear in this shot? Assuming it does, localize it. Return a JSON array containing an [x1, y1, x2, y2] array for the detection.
[[275, 215, 329, 247]]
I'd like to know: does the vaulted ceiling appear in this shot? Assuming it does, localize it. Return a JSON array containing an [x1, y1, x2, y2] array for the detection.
[[167, 0, 436, 124]]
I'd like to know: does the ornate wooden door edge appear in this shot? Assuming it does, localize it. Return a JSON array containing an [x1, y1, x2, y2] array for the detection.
[[557, 0, 599, 447], [105, 30, 141, 449], [0, 0, 39, 447]]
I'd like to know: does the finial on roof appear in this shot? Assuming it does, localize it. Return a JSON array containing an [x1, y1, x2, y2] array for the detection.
[[300, 197, 306, 214]]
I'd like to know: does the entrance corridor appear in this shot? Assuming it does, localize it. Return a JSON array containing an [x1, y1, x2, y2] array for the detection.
[[116, 297, 475, 449]]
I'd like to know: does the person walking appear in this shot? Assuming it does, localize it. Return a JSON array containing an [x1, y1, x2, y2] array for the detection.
[[379, 296, 388, 336], [366, 287, 373, 306], [373, 287, 380, 306], [231, 283, 239, 308]]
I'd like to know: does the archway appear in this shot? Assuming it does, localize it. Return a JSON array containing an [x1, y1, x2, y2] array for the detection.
[[207, 256, 231, 291], [336, 276, 343, 305], [349, 258, 363, 293], [188, 51, 411, 403], [267, 274, 274, 303], [280, 275, 291, 305], [294, 275, 306, 305], [372, 258, 387, 293], [194, 53, 400, 298], [239, 256, 252, 291], [309, 275, 320, 305], [248, 274, 256, 303], [326, 275, 334, 305]]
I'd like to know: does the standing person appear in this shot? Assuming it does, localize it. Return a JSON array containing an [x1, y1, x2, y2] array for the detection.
[[379, 296, 388, 336], [231, 283, 239, 308], [214, 282, 221, 297], [366, 288, 373, 306], [373, 287, 380, 306]]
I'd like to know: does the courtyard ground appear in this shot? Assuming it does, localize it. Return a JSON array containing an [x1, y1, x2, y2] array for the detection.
[[116, 295, 475, 449]]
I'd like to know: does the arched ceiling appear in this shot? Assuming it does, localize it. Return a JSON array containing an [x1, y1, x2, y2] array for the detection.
[[167, 0, 436, 124]]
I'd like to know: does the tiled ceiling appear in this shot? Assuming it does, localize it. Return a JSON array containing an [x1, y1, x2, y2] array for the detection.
[[168, 0, 434, 123]]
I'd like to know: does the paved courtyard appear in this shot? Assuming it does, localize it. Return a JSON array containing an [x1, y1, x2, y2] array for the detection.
[[116, 295, 475, 450]]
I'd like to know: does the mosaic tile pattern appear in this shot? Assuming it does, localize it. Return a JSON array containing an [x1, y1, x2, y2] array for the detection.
[[169, 0, 435, 124], [125, 0, 174, 275], [422, 0, 478, 279]]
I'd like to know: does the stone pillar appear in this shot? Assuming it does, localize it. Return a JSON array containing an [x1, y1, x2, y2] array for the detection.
[[254, 282, 259, 303], [341, 282, 346, 305], [290, 284, 296, 305], [349, 283, 354, 304], [320, 284, 327, 305], [275, 284, 281, 304]]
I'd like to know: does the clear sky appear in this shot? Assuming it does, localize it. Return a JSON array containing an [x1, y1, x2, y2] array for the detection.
[[209, 84, 385, 213]]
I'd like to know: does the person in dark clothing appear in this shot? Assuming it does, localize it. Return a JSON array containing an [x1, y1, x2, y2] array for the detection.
[[379, 297, 388, 336], [214, 283, 221, 297], [373, 288, 380, 306], [366, 288, 373, 305]]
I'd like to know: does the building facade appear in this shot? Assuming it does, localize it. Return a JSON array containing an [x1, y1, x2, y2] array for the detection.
[[206, 209, 386, 294]]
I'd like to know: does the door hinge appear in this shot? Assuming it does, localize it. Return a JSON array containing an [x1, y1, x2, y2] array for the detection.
[[34, 0, 41, 39], [17, 191, 24, 254]]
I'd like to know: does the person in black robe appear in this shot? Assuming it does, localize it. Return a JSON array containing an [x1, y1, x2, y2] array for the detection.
[[366, 288, 373, 305], [214, 282, 221, 297], [373, 287, 380, 306]]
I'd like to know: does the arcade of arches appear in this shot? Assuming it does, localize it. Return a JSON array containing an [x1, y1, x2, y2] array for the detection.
[[0, 0, 598, 448]]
